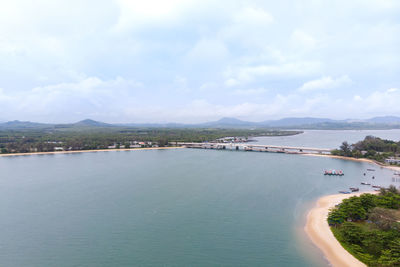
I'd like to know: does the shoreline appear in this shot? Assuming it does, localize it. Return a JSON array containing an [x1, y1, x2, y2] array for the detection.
[[0, 147, 183, 157], [305, 192, 374, 267], [303, 153, 400, 172]]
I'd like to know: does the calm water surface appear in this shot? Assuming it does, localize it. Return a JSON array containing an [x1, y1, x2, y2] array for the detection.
[[254, 129, 400, 149], [0, 132, 399, 266]]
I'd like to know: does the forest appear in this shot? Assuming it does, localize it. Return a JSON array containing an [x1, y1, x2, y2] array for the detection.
[[328, 187, 400, 266]]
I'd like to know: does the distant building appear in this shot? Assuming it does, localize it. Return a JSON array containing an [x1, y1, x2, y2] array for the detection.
[[385, 157, 400, 164], [129, 145, 141, 148], [54, 147, 64, 151]]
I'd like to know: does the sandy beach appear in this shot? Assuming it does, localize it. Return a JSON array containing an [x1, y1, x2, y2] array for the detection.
[[305, 192, 376, 267], [0, 146, 183, 157]]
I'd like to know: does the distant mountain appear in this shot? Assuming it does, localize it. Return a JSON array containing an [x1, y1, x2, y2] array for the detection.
[[261, 117, 335, 127], [367, 116, 400, 124], [0, 120, 49, 129], [73, 119, 112, 127], [1, 116, 400, 130], [202, 117, 255, 127]]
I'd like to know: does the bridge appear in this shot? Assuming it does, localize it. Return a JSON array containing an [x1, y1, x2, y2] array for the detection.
[[174, 142, 331, 155]]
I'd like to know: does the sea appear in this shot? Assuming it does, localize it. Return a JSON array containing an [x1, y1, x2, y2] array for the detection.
[[0, 130, 399, 266]]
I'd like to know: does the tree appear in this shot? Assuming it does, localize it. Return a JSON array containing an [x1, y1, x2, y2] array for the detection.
[[388, 185, 399, 194], [341, 222, 364, 244], [378, 239, 400, 266], [340, 141, 352, 156], [328, 208, 346, 226], [341, 197, 367, 221], [359, 193, 377, 211]]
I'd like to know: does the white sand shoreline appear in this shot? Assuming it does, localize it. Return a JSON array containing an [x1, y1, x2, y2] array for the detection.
[[305, 192, 377, 267]]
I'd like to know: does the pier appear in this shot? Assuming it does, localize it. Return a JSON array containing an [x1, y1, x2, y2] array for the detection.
[[175, 142, 331, 155]]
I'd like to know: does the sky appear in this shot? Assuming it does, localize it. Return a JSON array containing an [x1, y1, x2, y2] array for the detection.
[[0, 0, 399, 123]]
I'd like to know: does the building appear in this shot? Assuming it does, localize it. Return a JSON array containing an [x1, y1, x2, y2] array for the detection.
[[385, 157, 400, 165]]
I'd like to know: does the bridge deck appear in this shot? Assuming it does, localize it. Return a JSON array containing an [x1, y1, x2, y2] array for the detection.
[[176, 142, 331, 154]]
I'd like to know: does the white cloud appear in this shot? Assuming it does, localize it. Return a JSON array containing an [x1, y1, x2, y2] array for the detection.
[[232, 88, 268, 96], [199, 82, 218, 91], [233, 7, 274, 25], [226, 61, 322, 85], [291, 30, 317, 49], [298, 75, 351, 92], [0, 76, 143, 122], [185, 39, 229, 64], [220, 6, 275, 48], [225, 78, 239, 87], [114, 0, 191, 31]]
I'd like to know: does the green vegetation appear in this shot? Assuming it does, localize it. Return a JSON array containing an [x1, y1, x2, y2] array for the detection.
[[328, 187, 400, 266], [331, 136, 400, 163], [0, 126, 301, 154]]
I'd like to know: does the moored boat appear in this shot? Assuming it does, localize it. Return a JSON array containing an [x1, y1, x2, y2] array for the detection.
[[324, 170, 344, 176]]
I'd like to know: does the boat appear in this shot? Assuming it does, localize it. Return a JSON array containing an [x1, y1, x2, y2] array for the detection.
[[339, 191, 351, 194], [367, 169, 375, 171], [349, 187, 359, 192], [361, 182, 371, 185], [372, 185, 381, 188], [324, 170, 344, 176]]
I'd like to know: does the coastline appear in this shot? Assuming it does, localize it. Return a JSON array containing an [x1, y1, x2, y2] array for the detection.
[[305, 192, 374, 267], [303, 153, 400, 172], [0, 146, 183, 157]]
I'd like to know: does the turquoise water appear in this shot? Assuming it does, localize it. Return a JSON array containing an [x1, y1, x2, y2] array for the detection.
[[0, 148, 397, 266]]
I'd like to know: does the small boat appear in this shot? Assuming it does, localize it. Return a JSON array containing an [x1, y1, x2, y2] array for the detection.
[[367, 169, 375, 171], [349, 187, 359, 192], [361, 182, 371, 185], [324, 170, 344, 176], [372, 185, 381, 188], [339, 191, 351, 194]]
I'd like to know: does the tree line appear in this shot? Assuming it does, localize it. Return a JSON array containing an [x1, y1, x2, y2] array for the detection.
[[331, 136, 400, 163]]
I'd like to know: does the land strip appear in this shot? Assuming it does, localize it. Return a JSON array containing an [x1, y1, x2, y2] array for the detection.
[[0, 147, 183, 157]]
